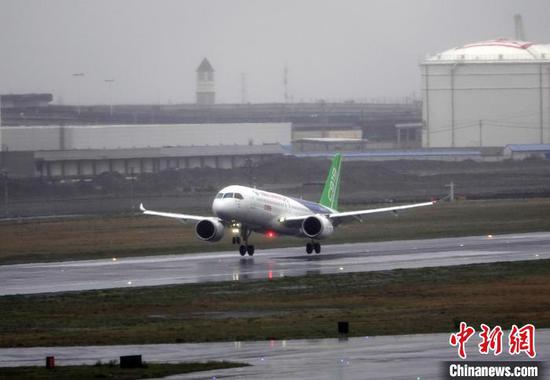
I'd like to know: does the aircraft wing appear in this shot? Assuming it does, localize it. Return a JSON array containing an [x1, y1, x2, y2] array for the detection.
[[326, 200, 436, 220], [139, 203, 212, 222], [280, 200, 436, 224]]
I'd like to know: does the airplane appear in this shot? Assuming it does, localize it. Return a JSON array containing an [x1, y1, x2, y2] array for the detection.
[[140, 154, 436, 256]]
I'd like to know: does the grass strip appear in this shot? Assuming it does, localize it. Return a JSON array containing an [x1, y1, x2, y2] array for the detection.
[[0, 361, 248, 380], [1, 198, 550, 264], [1, 259, 549, 347]]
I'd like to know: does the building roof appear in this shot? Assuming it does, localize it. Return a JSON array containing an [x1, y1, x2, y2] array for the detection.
[[0, 93, 53, 103], [197, 58, 214, 72], [296, 138, 365, 143], [395, 122, 423, 129], [34, 144, 285, 161], [293, 149, 481, 159], [425, 38, 550, 62], [505, 144, 550, 152]]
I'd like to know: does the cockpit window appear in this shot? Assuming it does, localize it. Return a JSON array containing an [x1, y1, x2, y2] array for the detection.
[[218, 192, 243, 199]]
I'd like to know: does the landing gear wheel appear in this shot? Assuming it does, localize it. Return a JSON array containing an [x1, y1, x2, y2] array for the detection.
[[232, 237, 236, 244], [314, 243, 321, 254], [306, 243, 313, 254], [247, 245, 255, 256], [239, 245, 247, 256], [236, 237, 241, 245]]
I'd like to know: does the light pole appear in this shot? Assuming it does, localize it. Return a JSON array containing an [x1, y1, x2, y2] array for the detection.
[[104, 79, 115, 117], [479, 120, 483, 147], [1, 170, 8, 218], [245, 158, 255, 187], [72, 73, 85, 115], [445, 181, 455, 202], [128, 166, 135, 211]]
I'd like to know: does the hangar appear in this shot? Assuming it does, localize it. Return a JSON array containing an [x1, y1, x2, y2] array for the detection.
[[33, 144, 285, 178], [421, 39, 550, 148], [0, 123, 290, 178], [0, 122, 290, 151]]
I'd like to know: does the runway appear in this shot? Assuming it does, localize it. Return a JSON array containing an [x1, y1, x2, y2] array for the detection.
[[1, 231, 549, 296], [0, 330, 547, 379]]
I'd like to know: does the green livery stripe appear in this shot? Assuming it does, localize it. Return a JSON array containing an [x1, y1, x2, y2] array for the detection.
[[319, 154, 342, 211]]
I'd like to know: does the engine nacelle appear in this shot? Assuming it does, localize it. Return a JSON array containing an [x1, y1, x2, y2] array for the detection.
[[195, 218, 224, 242], [302, 215, 334, 239]]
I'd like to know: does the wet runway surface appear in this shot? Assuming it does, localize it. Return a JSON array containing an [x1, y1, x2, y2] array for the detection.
[[1, 330, 547, 379], [1, 232, 549, 295]]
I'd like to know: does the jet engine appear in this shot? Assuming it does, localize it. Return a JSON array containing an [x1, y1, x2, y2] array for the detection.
[[195, 219, 225, 242], [302, 215, 334, 239]]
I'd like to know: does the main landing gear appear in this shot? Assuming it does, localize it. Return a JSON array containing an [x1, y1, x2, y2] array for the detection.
[[233, 225, 254, 256], [306, 242, 321, 254], [239, 244, 255, 256]]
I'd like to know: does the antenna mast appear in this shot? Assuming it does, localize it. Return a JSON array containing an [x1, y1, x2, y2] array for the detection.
[[240, 73, 247, 104], [514, 14, 526, 41], [283, 65, 289, 103]]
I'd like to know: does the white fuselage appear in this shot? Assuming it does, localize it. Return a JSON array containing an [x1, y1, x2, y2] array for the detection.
[[212, 185, 333, 236]]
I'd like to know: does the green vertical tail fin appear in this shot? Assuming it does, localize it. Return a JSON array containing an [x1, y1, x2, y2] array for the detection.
[[319, 154, 342, 211]]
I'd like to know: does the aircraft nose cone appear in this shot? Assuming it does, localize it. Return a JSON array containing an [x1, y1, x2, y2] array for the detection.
[[212, 199, 221, 216], [212, 198, 233, 219]]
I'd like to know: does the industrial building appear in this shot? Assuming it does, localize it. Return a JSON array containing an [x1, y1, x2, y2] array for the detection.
[[0, 123, 290, 178], [0, 100, 420, 146], [421, 39, 550, 148], [33, 144, 286, 178], [0, 93, 53, 108], [1, 123, 291, 151], [503, 144, 550, 160]]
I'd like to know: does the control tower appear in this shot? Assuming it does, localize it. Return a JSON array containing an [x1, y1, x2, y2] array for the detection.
[[196, 58, 215, 105]]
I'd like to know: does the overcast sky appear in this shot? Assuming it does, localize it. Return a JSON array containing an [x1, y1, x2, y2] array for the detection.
[[0, 0, 549, 105]]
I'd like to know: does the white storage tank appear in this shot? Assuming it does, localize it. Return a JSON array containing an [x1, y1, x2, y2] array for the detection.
[[421, 39, 550, 148]]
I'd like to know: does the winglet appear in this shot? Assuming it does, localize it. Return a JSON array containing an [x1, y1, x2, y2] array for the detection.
[[139, 203, 146, 212]]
